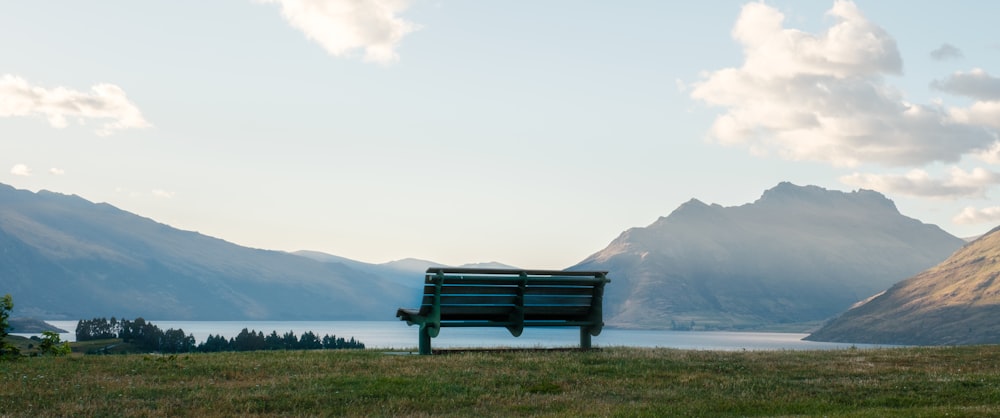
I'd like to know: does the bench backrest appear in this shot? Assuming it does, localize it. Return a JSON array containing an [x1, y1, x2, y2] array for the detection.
[[419, 268, 609, 323]]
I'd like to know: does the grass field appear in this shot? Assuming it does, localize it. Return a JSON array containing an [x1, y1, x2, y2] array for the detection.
[[2, 345, 1000, 417]]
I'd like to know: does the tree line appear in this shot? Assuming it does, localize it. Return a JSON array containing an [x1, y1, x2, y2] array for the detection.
[[199, 328, 364, 352], [76, 317, 364, 353]]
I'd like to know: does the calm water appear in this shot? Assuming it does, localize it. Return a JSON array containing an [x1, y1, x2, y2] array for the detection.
[[20, 320, 892, 351]]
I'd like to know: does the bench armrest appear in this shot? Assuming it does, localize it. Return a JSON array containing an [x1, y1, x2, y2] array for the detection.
[[396, 308, 421, 322]]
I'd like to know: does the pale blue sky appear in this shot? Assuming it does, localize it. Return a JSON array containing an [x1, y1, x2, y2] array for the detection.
[[2, 1, 999, 269]]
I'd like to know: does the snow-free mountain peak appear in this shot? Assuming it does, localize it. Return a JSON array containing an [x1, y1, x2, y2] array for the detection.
[[755, 182, 898, 214], [573, 182, 964, 330]]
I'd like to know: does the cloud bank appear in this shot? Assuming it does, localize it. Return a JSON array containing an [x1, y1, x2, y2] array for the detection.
[[841, 168, 1000, 199], [259, 0, 419, 64], [690, 1, 995, 168], [0, 74, 150, 136]]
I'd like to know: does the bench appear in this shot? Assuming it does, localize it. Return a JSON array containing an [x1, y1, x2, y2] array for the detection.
[[395, 268, 610, 354]]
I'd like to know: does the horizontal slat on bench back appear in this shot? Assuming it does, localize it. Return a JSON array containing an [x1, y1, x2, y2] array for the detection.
[[432, 285, 597, 296], [428, 267, 607, 277], [439, 306, 512, 319], [427, 294, 592, 308], [436, 309, 591, 320], [437, 295, 518, 305], [425, 268, 608, 286], [524, 295, 592, 306], [435, 306, 592, 321], [432, 276, 606, 286], [524, 286, 596, 296], [436, 285, 518, 295], [525, 305, 591, 318]]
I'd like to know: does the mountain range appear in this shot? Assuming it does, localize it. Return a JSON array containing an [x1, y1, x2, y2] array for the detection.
[[0, 184, 411, 320], [571, 182, 966, 330], [806, 226, 1000, 345], [0, 182, 973, 335]]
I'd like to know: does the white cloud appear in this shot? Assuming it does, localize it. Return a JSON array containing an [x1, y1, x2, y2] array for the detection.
[[930, 43, 963, 61], [975, 141, 1000, 164], [152, 189, 175, 199], [949, 101, 1000, 130], [841, 167, 1000, 199], [0, 74, 151, 136], [954, 206, 1000, 225], [690, 1, 996, 167], [10, 164, 31, 176], [259, 0, 419, 64], [730, 1, 901, 79], [49, 167, 65, 175]]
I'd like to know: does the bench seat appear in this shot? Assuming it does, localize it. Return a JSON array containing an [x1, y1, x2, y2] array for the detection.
[[396, 268, 610, 354]]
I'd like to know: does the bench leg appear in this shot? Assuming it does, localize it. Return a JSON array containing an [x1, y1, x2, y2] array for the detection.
[[419, 326, 432, 355], [580, 327, 592, 350]]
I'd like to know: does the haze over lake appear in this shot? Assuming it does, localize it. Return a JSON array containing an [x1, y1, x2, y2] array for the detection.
[[31, 321, 892, 351]]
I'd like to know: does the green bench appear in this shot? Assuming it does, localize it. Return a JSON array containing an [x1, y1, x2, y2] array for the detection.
[[395, 268, 610, 355]]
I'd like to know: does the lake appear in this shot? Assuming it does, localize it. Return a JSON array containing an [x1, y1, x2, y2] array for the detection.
[[19, 320, 892, 351]]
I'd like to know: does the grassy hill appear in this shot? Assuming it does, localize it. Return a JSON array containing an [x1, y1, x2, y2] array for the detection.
[[808, 226, 1000, 345], [2, 346, 1000, 416]]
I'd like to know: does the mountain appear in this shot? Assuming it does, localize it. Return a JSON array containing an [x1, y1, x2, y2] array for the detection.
[[292, 252, 443, 288], [571, 182, 966, 330], [459, 262, 521, 269], [806, 226, 1000, 345], [0, 184, 410, 320], [8, 317, 66, 333], [292, 252, 519, 286]]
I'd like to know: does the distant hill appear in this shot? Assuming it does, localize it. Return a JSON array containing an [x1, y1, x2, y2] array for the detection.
[[382, 258, 447, 273], [291, 252, 443, 288], [807, 226, 1000, 345], [8, 317, 66, 333], [962, 234, 983, 243], [459, 262, 521, 270], [571, 182, 965, 330], [0, 184, 410, 320], [291, 252, 519, 285]]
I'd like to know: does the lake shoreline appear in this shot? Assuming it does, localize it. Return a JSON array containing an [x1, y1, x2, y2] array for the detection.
[[13, 320, 894, 351]]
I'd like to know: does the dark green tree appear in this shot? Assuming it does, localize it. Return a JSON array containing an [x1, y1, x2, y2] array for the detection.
[[37, 331, 71, 356], [265, 330, 282, 350], [282, 331, 298, 350], [76, 317, 117, 341], [232, 328, 266, 351], [161, 328, 195, 353], [298, 331, 323, 350], [199, 334, 231, 352], [1, 294, 22, 360]]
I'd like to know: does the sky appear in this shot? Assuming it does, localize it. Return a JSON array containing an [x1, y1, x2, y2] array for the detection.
[[2, 1, 1000, 269]]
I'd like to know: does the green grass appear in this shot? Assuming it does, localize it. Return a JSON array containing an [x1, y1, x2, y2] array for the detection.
[[2, 345, 1000, 417]]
